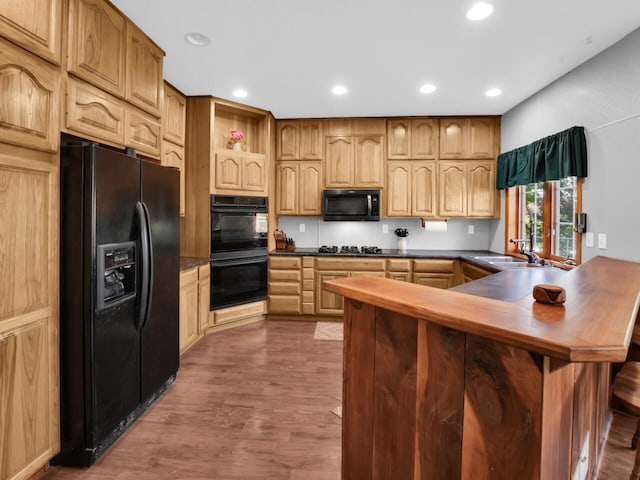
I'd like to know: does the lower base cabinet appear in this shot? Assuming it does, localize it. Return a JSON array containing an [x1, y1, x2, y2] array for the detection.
[[267, 256, 493, 318], [179, 268, 200, 354], [179, 264, 210, 354]]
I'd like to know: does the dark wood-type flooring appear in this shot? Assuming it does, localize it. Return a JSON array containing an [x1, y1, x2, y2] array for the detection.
[[39, 319, 637, 480], [41, 321, 342, 480]]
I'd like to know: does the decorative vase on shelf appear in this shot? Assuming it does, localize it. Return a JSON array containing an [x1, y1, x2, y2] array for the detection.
[[232, 141, 242, 152], [397, 237, 407, 251]]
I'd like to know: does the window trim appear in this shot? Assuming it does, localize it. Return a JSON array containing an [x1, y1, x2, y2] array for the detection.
[[504, 178, 582, 264]]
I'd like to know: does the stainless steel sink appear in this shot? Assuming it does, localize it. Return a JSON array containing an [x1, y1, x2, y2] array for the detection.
[[491, 261, 542, 268], [473, 256, 524, 263]]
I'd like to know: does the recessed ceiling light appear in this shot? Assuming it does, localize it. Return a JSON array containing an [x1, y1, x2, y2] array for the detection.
[[184, 32, 210, 47], [332, 85, 348, 96], [466, 2, 493, 21], [232, 89, 248, 98], [419, 84, 436, 94], [485, 88, 502, 97]]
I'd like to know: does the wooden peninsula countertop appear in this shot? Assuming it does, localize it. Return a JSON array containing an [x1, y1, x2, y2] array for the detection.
[[324, 256, 640, 362]]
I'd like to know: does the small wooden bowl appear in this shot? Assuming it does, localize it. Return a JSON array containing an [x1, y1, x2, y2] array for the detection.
[[533, 284, 566, 305]]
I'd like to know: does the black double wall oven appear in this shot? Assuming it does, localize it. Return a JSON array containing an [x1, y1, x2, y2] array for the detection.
[[210, 195, 268, 309]]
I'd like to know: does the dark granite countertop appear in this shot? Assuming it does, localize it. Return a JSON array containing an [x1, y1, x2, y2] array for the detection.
[[180, 256, 210, 271], [270, 248, 501, 259]]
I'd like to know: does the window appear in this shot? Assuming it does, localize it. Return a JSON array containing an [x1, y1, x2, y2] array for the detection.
[[506, 177, 582, 263]]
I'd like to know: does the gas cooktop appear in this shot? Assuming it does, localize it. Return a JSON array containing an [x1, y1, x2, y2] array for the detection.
[[318, 245, 382, 255]]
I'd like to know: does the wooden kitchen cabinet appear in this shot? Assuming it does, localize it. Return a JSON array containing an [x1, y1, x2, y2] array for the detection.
[[0, 145, 59, 480], [162, 140, 185, 216], [212, 150, 268, 195], [412, 259, 461, 289], [387, 161, 437, 217], [440, 117, 497, 159], [315, 258, 386, 316], [325, 136, 353, 187], [325, 135, 383, 188], [387, 118, 438, 160], [439, 160, 497, 218], [198, 265, 211, 332], [163, 82, 186, 146], [0, 37, 60, 153], [179, 267, 200, 354], [467, 161, 496, 217], [354, 135, 384, 187], [277, 120, 323, 161], [276, 161, 322, 216], [268, 256, 302, 314], [125, 106, 161, 159], [0, 0, 62, 64], [66, 77, 126, 147], [125, 22, 164, 117], [67, 0, 126, 97]]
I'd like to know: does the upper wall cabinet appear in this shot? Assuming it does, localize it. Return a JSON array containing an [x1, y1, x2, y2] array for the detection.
[[125, 23, 164, 117], [387, 118, 439, 160], [67, 0, 126, 97], [277, 120, 323, 160], [440, 117, 497, 159], [0, 37, 60, 153], [0, 0, 62, 64], [163, 82, 186, 146], [325, 135, 383, 188]]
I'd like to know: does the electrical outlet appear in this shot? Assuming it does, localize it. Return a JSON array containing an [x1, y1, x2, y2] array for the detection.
[[585, 232, 594, 247], [299, 223, 305, 233], [382, 224, 389, 233], [468, 225, 475, 235], [598, 233, 607, 249]]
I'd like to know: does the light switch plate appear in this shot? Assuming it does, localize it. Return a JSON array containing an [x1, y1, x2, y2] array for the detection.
[[468, 225, 475, 234], [382, 224, 389, 233], [585, 232, 594, 247], [299, 223, 305, 233], [598, 233, 607, 249]]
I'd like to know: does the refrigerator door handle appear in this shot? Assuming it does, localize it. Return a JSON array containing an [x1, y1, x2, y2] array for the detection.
[[140, 202, 154, 329], [136, 201, 151, 330]]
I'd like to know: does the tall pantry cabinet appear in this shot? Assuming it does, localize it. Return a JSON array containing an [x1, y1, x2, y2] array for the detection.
[[0, 0, 167, 478], [0, 2, 62, 479]]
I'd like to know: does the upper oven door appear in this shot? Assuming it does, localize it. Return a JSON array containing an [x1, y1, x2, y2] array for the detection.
[[211, 208, 268, 254]]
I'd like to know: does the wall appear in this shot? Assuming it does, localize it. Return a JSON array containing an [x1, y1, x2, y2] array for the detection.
[[489, 27, 640, 262], [279, 217, 493, 250]]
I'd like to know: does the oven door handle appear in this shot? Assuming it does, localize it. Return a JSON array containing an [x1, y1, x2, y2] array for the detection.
[[211, 207, 267, 214], [210, 256, 267, 267]]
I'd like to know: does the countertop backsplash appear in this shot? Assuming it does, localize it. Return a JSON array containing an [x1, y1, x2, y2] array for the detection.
[[277, 217, 494, 251]]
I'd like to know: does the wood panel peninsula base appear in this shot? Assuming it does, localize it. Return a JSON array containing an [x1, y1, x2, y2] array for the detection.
[[323, 256, 640, 480]]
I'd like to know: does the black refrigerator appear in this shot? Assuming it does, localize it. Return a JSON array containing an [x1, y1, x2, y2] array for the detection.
[[55, 141, 179, 466]]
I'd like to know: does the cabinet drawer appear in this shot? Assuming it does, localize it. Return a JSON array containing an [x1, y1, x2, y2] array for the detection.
[[387, 259, 411, 272], [302, 291, 314, 304], [268, 270, 301, 283], [269, 295, 301, 314], [269, 281, 301, 295], [316, 257, 386, 271], [303, 267, 314, 280], [303, 279, 314, 291], [413, 259, 456, 273], [269, 256, 301, 270], [302, 256, 315, 268]]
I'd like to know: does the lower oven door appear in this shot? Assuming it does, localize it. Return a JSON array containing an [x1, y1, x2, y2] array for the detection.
[[210, 255, 268, 310]]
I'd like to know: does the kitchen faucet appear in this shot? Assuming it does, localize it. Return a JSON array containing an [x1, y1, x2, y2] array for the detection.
[[510, 235, 539, 264]]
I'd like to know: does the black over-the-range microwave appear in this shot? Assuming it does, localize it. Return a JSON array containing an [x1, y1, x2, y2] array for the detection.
[[322, 189, 380, 221]]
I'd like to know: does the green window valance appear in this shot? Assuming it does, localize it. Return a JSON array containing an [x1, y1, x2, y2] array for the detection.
[[496, 126, 587, 189]]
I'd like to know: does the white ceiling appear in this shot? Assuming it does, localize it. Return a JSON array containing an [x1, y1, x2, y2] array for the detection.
[[111, 0, 640, 119]]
